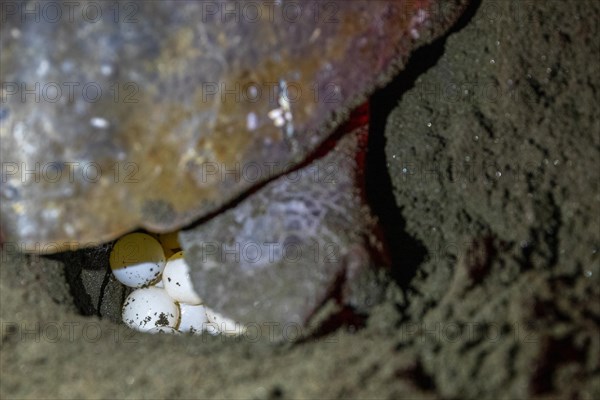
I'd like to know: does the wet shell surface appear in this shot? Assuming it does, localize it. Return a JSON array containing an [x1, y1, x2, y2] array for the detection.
[[0, 0, 470, 251]]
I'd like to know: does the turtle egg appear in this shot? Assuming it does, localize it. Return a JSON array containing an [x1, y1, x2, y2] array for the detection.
[[109, 233, 166, 288], [122, 287, 180, 332], [178, 304, 209, 334], [163, 251, 202, 305]]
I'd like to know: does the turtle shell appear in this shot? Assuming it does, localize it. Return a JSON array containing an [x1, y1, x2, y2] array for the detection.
[[0, 0, 469, 252]]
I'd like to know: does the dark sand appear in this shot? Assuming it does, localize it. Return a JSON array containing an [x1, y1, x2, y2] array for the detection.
[[1, 0, 598, 398]]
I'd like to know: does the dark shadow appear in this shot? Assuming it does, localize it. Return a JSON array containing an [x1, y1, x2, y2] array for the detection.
[[366, 0, 482, 287], [46, 244, 114, 317]]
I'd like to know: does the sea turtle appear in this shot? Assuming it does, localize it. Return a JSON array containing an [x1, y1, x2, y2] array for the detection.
[[0, 0, 469, 337]]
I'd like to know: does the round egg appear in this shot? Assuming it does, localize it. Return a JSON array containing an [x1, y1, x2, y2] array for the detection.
[[163, 251, 202, 305], [178, 304, 208, 334], [122, 287, 180, 332], [109, 232, 166, 288]]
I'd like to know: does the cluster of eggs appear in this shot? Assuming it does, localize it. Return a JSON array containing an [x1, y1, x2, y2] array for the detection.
[[109, 232, 243, 335]]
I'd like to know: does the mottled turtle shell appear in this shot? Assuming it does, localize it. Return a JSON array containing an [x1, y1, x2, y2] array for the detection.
[[0, 0, 468, 252]]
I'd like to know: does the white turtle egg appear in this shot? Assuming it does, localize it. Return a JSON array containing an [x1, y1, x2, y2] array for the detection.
[[122, 287, 180, 332], [163, 251, 202, 305], [110, 233, 166, 288], [178, 304, 209, 334], [205, 307, 246, 336]]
